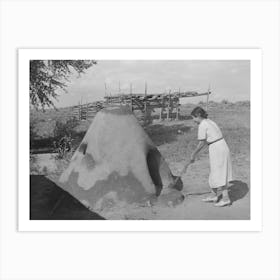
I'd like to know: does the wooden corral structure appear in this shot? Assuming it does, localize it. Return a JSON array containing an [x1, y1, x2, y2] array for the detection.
[[73, 101, 104, 121], [73, 86, 211, 122]]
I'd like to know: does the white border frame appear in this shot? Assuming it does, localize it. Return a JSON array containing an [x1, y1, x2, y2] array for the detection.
[[18, 48, 262, 231]]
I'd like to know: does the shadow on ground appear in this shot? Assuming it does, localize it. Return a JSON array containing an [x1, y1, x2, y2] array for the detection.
[[145, 124, 192, 146], [30, 175, 105, 220], [228, 180, 249, 203]]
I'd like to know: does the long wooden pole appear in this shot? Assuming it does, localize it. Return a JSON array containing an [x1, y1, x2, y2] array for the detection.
[[176, 88, 180, 120], [144, 82, 147, 122], [167, 90, 171, 121], [78, 100, 81, 120], [206, 84, 211, 111]]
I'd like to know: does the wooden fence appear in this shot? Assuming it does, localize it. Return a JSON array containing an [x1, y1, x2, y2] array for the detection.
[[72, 89, 211, 122]]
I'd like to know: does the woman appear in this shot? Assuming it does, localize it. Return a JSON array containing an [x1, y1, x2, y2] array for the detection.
[[190, 106, 232, 207]]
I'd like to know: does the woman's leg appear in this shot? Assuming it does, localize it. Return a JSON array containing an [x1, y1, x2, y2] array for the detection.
[[211, 188, 218, 196], [214, 184, 231, 206], [221, 184, 230, 201], [202, 188, 219, 202]]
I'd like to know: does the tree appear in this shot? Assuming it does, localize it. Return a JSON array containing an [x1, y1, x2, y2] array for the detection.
[[30, 60, 97, 109]]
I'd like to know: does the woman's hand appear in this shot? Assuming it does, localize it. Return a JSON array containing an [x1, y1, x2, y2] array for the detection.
[[190, 140, 206, 164]]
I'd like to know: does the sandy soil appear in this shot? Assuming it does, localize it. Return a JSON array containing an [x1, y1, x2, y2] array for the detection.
[[30, 102, 250, 220]]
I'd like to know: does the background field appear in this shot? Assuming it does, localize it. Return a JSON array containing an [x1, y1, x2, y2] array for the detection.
[[30, 100, 250, 220]]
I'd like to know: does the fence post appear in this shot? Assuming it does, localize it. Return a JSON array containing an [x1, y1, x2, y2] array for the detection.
[[160, 98, 164, 121], [206, 84, 211, 111], [176, 88, 180, 120], [167, 90, 171, 121], [78, 101, 81, 120], [144, 82, 147, 122], [176, 99, 179, 120]]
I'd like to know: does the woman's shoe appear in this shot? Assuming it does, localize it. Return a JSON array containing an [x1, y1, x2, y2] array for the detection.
[[214, 199, 231, 207], [202, 196, 218, 203]]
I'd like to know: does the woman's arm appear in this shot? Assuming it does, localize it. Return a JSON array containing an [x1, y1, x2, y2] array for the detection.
[[190, 140, 207, 162]]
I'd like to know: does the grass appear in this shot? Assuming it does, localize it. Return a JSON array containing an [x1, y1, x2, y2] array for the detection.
[[31, 101, 250, 183], [30, 100, 250, 220]]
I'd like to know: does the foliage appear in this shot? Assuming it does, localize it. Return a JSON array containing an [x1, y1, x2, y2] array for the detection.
[[52, 117, 79, 159], [30, 60, 97, 109], [53, 135, 74, 159]]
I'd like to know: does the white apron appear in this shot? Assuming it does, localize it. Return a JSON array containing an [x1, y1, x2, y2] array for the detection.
[[198, 119, 233, 189], [208, 139, 233, 189]]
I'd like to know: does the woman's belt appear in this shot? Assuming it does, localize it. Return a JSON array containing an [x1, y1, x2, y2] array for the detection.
[[207, 137, 224, 146]]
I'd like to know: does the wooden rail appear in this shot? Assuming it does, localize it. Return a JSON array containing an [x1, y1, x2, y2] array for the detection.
[[73, 90, 211, 122]]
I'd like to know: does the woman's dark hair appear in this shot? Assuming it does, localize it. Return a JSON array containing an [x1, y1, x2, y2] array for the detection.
[[190, 106, 208, 119]]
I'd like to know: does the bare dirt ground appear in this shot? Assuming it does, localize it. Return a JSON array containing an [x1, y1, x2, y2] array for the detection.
[[30, 101, 250, 220]]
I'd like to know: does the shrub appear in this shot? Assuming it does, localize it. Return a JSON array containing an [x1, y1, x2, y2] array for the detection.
[[53, 117, 78, 159], [53, 135, 74, 159]]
